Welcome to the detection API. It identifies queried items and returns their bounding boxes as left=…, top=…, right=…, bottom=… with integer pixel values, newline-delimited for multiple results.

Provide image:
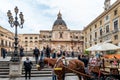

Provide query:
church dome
left=53, top=12, right=67, bottom=27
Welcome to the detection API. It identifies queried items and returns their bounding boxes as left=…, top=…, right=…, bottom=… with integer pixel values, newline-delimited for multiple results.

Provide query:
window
left=35, top=41, right=38, bottom=43
left=1, top=40, right=4, bottom=46
left=106, top=15, right=109, bottom=20
left=114, top=20, right=118, bottom=30
left=49, top=36, right=51, bottom=38
left=90, top=28, right=92, bottom=32
left=9, top=42, right=11, bottom=47
left=25, top=41, right=28, bottom=43
left=30, top=37, right=32, bottom=39
left=100, top=29, right=102, bottom=36
left=114, top=35, right=118, bottom=40
left=76, top=36, right=78, bottom=39
left=100, top=20, right=102, bottom=25
left=59, top=32, right=63, bottom=38
left=90, top=44, right=92, bottom=47
left=30, top=41, right=33, bottom=43
left=90, top=35, right=92, bottom=40
left=106, top=25, right=109, bottom=33
left=1, top=34, right=4, bottom=36
left=43, top=35, right=45, bottom=38
left=100, top=40, right=102, bottom=42
left=114, top=9, right=117, bottom=16
left=25, top=37, right=28, bottom=39
left=5, top=41, right=7, bottom=46
left=95, top=24, right=97, bottom=28
left=35, top=37, right=38, bottom=39
left=95, top=32, right=97, bottom=38
left=95, top=42, right=97, bottom=44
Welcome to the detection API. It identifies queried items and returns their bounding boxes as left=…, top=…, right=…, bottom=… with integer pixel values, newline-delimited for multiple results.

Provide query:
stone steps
left=0, top=75, right=9, bottom=78
left=0, top=61, right=9, bottom=78
left=0, top=57, right=76, bottom=78
left=21, top=61, right=76, bottom=77
left=21, top=62, right=52, bottom=77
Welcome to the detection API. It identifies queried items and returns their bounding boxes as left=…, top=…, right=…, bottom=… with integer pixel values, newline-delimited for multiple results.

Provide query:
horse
left=38, top=57, right=92, bottom=80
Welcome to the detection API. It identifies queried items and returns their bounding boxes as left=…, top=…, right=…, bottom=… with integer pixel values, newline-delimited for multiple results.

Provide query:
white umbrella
left=86, top=42, right=120, bottom=51
left=86, top=43, right=101, bottom=51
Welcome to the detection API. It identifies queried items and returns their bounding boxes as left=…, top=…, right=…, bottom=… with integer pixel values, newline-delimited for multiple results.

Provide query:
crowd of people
left=32, top=45, right=76, bottom=64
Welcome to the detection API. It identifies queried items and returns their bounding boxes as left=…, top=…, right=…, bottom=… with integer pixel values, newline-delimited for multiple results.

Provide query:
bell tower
left=104, top=0, right=111, bottom=10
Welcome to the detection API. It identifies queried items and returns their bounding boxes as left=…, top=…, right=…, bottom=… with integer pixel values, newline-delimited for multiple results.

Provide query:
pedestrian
left=62, top=51, right=65, bottom=56
left=2, top=48, right=7, bottom=59
left=52, top=70, right=57, bottom=80
left=52, top=51, right=56, bottom=59
left=82, top=55, right=89, bottom=74
left=46, top=45, right=51, bottom=58
left=71, top=51, right=74, bottom=57
left=24, top=57, right=33, bottom=80
left=33, top=47, right=40, bottom=64
left=40, top=46, right=46, bottom=60
left=19, top=46, right=24, bottom=58
left=39, top=47, right=46, bottom=68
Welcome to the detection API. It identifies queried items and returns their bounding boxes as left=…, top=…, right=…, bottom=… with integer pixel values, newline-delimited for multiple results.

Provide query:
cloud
left=0, top=0, right=117, bottom=33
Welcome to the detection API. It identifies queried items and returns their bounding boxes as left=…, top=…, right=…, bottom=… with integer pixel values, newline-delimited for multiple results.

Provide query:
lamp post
left=7, top=6, right=24, bottom=62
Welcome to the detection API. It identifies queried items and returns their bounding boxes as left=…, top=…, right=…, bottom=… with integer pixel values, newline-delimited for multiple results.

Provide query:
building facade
left=20, top=12, right=84, bottom=53
left=83, top=0, right=120, bottom=50
left=0, top=26, right=14, bottom=57
left=19, top=34, right=40, bottom=52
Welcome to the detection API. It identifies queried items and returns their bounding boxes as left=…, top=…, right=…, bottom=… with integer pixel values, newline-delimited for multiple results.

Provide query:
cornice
left=83, top=0, right=120, bottom=31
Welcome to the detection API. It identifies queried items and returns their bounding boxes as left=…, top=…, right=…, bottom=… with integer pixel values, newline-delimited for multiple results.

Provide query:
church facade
left=20, top=12, right=84, bottom=53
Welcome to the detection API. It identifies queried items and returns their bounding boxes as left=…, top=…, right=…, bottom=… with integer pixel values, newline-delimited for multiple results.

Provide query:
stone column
left=9, top=61, right=23, bottom=77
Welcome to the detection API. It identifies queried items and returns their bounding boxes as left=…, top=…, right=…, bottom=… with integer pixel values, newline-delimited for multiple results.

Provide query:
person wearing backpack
left=33, top=47, right=40, bottom=64
left=24, top=57, right=33, bottom=80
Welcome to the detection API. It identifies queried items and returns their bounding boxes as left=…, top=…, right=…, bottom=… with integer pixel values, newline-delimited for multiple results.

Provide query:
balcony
left=112, top=29, right=119, bottom=34
left=102, top=31, right=111, bottom=37
left=93, top=38, right=97, bottom=41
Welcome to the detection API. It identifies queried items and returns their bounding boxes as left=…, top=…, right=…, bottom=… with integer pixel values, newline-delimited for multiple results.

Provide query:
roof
left=53, top=11, right=67, bottom=27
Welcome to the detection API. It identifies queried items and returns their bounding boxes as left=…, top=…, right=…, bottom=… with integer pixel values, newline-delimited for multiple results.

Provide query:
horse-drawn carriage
left=88, top=66, right=120, bottom=80
left=37, top=57, right=120, bottom=80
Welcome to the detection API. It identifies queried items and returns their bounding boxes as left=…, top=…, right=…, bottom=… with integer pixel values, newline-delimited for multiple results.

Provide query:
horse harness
left=52, top=57, right=70, bottom=72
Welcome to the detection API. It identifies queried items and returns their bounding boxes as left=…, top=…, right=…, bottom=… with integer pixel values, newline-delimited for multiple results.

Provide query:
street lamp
left=7, top=6, right=24, bottom=62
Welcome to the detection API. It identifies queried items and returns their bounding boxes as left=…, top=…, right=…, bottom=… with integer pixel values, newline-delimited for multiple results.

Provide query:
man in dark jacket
left=2, top=48, right=7, bottom=59
left=33, top=47, right=40, bottom=64
left=24, top=57, right=33, bottom=80
left=46, top=45, right=51, bottom=58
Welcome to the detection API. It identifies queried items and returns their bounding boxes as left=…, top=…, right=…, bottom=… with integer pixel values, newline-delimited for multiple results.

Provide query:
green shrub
left=84, top=50, right=89, bottom=54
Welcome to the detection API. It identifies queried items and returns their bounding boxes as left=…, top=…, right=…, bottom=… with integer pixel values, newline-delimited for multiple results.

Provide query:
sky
left=0, top=0, right=117, bottom=34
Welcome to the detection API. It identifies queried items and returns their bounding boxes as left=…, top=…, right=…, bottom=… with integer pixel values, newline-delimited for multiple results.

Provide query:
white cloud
left=0, top=0, right=117, bottom=33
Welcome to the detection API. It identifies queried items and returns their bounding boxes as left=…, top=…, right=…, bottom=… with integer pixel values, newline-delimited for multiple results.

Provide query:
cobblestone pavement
left=0, top=76, right=79, bottom=80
